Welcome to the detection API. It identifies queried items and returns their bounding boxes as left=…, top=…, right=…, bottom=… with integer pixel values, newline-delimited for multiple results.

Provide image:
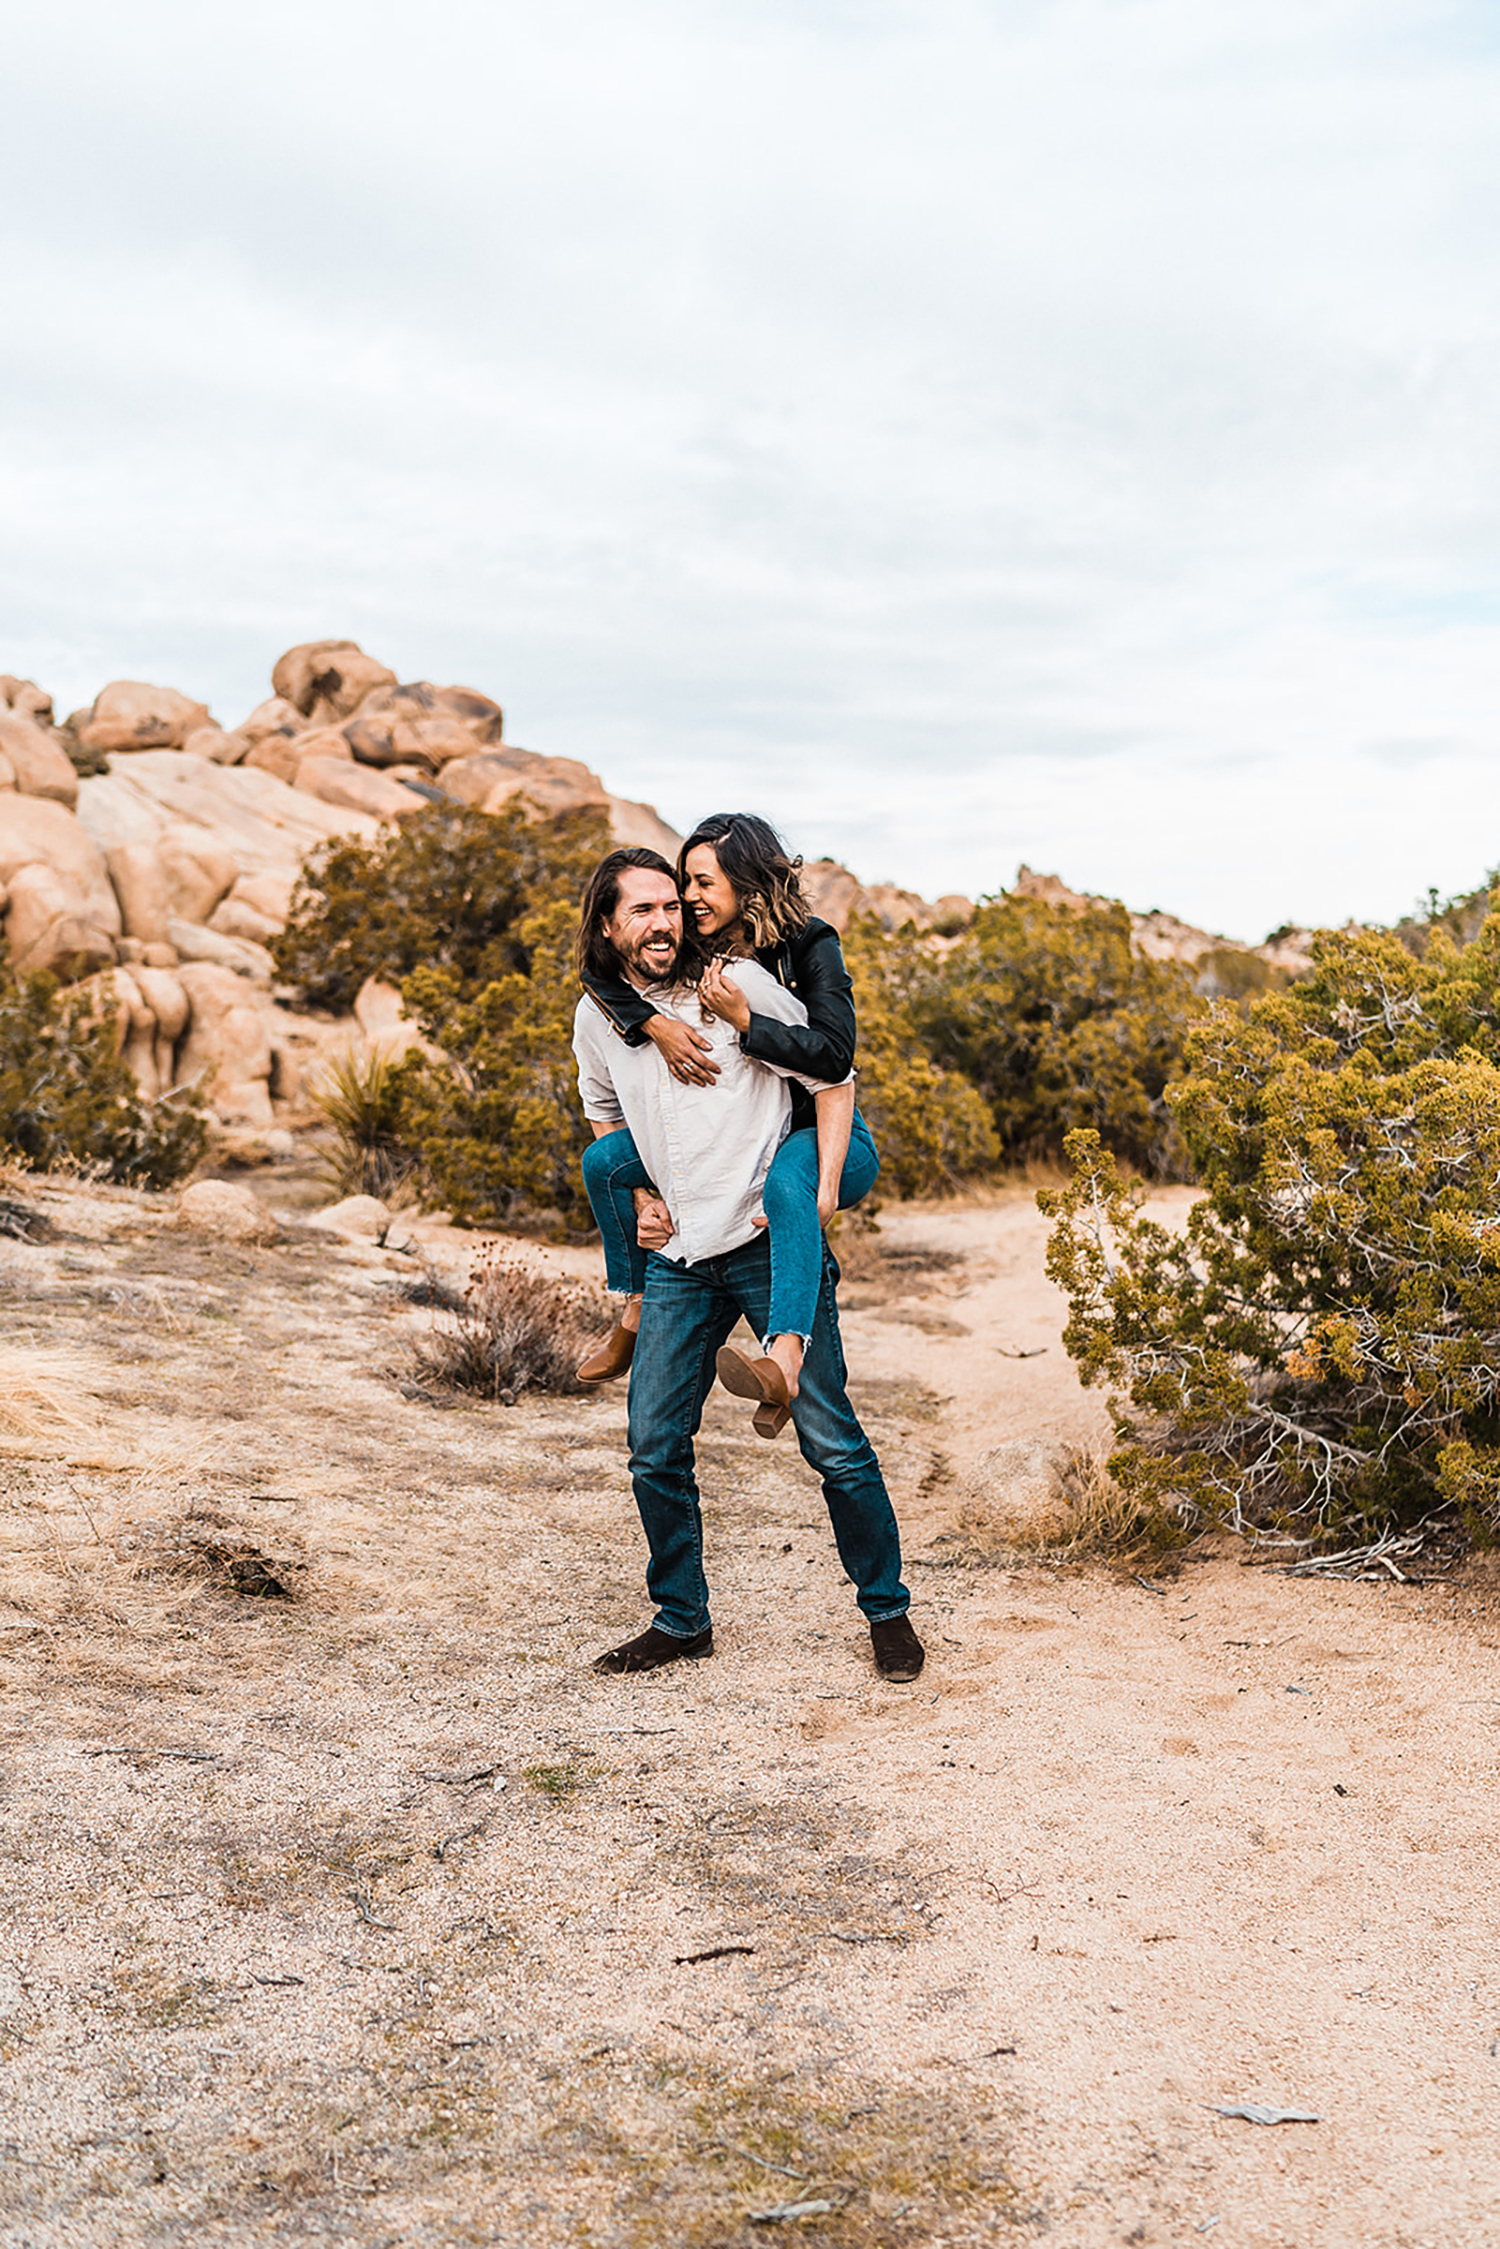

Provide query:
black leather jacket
left=579, top=918, right=855, bottom=1129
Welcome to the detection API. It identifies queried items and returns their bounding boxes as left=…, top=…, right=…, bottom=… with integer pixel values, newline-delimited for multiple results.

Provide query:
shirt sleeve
left=572, top=1003, right=626, bottom=1123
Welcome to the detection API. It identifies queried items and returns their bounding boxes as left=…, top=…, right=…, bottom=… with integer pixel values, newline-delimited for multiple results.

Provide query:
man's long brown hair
left=574, top=847, right=707, bottom=986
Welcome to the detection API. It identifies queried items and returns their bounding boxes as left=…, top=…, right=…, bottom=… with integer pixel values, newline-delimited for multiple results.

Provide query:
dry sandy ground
left=1, top=1172, right=1497, bottom=2249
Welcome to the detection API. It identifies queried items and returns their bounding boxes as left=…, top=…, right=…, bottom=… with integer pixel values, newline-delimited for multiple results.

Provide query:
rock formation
left=0, top=636, right=1305, bottom=1141
left=0, top=640, right=686, bottom=1128
left=1009, top=866, right=1316, bottom=977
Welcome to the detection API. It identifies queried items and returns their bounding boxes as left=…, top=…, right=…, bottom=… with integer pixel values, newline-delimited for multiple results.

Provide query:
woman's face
left=682, top=844, right=743, bottom=941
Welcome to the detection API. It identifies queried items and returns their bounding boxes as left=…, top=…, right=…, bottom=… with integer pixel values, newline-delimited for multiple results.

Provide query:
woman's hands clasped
left=699, top=957, right=752, bottom=1035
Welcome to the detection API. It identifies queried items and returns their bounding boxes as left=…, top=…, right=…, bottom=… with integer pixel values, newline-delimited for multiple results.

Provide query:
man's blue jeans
left=625, top=1230, right=910, bottom=1638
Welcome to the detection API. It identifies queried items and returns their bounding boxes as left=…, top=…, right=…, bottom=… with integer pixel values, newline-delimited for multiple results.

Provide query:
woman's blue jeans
left=582, top=1110, right=880, bottom=1344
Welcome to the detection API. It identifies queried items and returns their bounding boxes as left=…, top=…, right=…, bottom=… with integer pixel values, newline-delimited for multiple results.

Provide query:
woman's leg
left=762, top=1110, right=881, bottom=1355
left=581, top=1129, right=654, bottom=1298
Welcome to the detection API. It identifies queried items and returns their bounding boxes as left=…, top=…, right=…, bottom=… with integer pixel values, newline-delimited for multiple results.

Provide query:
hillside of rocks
left=0, top=637, right=1307, bottom=1132
left=0, top=640, right=693, bottom=1130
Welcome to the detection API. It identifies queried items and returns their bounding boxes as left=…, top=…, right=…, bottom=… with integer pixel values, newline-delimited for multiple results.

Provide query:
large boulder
left=0, top=796, right=121, bottom=976
left=0, top=676, right=55, bottom=727
left=100, top=827, right=236, bottom=946
left=158, top=832, right=238, bottom=923
left=357, top=680, right=503, bottom=733
left=209, top=893, right=282, bottom=944
left=0, top=712, right=79, bottom=810
left=235, top=696, right=305, bottom=746
left=168, top=919, right=275, bottom=981
left=103, top=840, right=173, bottom=945
left=294, top=755, right=422, bottom=820
left=271, top=640, right=397, bottom=724
left=173, top=963, right=275, bottom=1127
left=76, top=680, right=213, bottom=753
left=181, top=723, right=250, bottom=766
left=134, top=963, right=190, bottom=1095
left=225, top=868, right=296, bottom=923
left=242, top=735, right=303, bottom=787
left=75, top=753, right=381, bottom=890
left=80, top=964, right=182, bottom=1097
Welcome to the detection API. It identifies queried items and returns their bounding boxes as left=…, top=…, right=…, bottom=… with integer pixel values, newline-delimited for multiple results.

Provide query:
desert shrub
left=1392, top=871, right=1500, bottom=959
left=408, top=1246, right=608, bottom=1402
left=842, top=914, right=1000, bottom=1196
left=0, top=969, right=207, bottom=1187
left=391, top=897, right=593, bottom=1229
left=271, top=800, right=610, bottom=1013
left=309, top=1049, right=418, bottom=1201
left=896, top=894, right=1203, bottom=1178
left=1041, top=904, right=1500, bottom=1544
left=1194, top=947, right=1290, bottom=1004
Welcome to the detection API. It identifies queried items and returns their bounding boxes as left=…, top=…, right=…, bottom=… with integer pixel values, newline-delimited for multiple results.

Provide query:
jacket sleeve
left=740, top=920, right=856, bottom=1083
left=578, top=966, right=659, bottom=1046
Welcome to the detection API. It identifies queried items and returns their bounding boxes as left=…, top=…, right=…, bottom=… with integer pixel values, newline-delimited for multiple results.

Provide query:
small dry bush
left=957, top=1440, right=1180, bottom=1563
left=409, top=1248, right=609, bottom=1404
left=118, top=1509, right=308, bottom=1597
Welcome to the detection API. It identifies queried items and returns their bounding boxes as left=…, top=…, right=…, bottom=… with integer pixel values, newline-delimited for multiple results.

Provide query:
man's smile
left=636, top=930, right=677, bottom=972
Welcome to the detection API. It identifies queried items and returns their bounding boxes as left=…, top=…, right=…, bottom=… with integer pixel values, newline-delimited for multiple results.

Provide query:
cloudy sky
left=4, top=0, right=1498, bottom=938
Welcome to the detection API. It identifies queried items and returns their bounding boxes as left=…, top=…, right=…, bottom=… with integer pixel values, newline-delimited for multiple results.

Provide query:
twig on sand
left=252, top=1974, right=305, bottom=1987
left=434, top=1820, right=492, bottom=1863
left=711, top=2142, right=810, bottom=2180
left=673, top=1943, right=756, bottom=1966
left=420, top=1765, right=500, bottom=1787
left=1131, top=1576, right=1169, bottom=1596
left=981, top=1878, right=1041, bottom=1907
left=83, top=1745, right=217, bottom=1764
left=749, top=2198, right=846, bottom=2225
left=349, top=1889, right=396, bottom=1931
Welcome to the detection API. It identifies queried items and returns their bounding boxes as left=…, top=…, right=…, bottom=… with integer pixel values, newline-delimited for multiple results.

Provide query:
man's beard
left=616, top=929, right=685, bottom=984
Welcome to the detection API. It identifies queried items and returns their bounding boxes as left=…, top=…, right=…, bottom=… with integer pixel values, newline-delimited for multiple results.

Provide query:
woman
left=577, top=812, right=880, bottom=1432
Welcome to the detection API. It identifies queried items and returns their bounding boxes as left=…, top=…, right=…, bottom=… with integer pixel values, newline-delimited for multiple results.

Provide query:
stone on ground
left=174, top=1179, right=280, bottom=1245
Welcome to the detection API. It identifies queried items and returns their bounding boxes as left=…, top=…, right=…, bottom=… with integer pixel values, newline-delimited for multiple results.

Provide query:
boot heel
left=752, top=1400, right=791, bottom=1439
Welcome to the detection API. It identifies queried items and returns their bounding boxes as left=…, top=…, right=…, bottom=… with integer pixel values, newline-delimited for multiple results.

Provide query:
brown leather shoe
left=714, top=1346, right=791, bottom=1437
left=592, top=1624, right=714, bottom=1674
left=869, top=1614, right=925, bottom=1682
left=576, top=1321, right=637, bottom=1384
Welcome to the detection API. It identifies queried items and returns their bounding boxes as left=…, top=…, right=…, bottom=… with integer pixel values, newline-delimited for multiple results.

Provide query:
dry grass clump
left=407, top=1246, right=609, bottom=1404
left=957, top=1440, right=1180, bottom=1562
left=116, top=1508, right=308, bottom=1597
left=0, top=1346, right=110, bottom=1448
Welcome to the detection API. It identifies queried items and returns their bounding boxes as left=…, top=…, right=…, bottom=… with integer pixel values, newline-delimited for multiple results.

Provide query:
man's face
left=603, top=868, right=685, bottom=985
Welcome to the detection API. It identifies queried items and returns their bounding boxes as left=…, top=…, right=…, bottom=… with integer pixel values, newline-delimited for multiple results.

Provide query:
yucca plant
left=309, top=1047, right=417, bottom=1202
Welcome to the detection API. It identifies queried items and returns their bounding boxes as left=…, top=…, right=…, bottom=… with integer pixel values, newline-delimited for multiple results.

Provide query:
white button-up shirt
left=572, top=960, right=846, bottom=1266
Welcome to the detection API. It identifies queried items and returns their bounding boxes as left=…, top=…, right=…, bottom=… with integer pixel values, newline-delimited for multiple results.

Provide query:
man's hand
left=699, top=957, right=752, bottom=1035
left=645, top=1014, right=720, bottom=1087
left=634, top=1194, right=675, bottom=1251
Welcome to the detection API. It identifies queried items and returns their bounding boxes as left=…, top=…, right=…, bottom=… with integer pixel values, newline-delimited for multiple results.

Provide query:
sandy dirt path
left=0, top=1178, right=1496, bottom=2247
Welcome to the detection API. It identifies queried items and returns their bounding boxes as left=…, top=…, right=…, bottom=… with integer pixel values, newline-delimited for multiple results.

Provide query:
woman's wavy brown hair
left=679, top=813, right=811, bottom=952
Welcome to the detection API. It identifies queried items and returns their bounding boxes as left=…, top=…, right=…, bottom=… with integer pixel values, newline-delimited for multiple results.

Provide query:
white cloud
left=3, top=0, right=1500, bottom=937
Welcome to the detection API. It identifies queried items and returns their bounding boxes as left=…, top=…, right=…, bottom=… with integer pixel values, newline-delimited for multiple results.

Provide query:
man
left=571, top=846, right=924, bottom=1683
